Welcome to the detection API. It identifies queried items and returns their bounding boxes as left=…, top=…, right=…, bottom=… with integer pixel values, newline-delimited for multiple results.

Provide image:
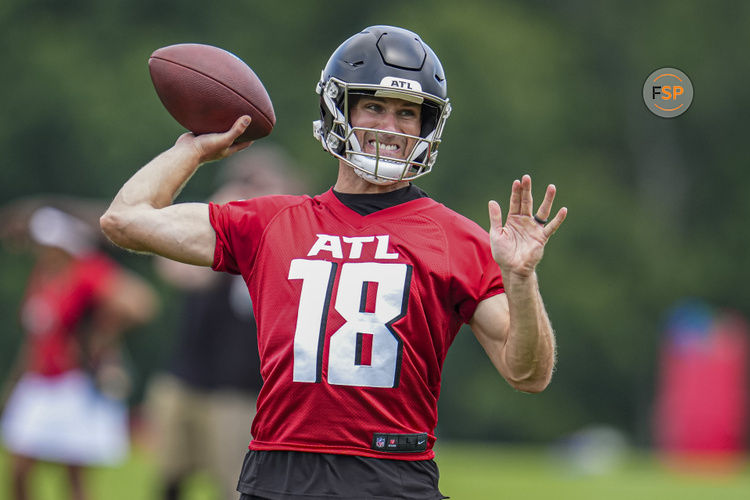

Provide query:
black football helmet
left=313, top=26, right=451, bottom=184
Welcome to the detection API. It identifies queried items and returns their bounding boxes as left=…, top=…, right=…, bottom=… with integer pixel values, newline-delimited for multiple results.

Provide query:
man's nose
left=377, top=110, right=400, bottom=132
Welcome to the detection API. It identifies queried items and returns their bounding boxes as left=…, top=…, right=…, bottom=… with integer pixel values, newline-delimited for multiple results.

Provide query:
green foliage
left=1, top=0, right=749, bottom=445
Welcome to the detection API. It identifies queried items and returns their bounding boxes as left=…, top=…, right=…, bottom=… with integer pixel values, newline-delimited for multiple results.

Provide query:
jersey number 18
left=288, top=259, right=412, bottom=388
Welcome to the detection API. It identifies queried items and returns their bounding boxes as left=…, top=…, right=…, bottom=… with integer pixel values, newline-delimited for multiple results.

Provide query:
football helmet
left=313, top=26, right=451, bottom=184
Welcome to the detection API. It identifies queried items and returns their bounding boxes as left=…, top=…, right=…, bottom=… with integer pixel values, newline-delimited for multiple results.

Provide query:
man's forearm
left=114, top=143, right=202, bottom=211
left=502, top=272, right=556, bottom=392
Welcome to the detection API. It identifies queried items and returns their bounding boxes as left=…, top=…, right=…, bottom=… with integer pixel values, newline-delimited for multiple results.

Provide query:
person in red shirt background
left=0, top=202, right=157, bottom=500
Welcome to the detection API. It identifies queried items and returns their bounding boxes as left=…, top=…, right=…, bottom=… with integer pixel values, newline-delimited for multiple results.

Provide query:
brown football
left=148, top=43, right=275, bottom=142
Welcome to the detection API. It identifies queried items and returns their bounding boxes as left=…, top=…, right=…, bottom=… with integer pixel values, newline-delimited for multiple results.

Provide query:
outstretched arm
left=470, top=175, right=567, bottom=393
left=100, top=116, right=252, bottom=266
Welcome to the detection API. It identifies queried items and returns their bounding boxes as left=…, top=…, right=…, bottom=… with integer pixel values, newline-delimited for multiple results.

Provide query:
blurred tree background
left=1, top=0, right=748, bottom=448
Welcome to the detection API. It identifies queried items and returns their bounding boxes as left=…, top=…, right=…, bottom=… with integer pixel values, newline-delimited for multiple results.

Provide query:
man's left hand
left=488, top=174, right=567, bottom=278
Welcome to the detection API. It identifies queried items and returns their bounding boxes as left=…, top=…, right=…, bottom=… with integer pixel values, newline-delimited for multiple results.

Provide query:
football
left=148, top=43, right=275, bottom=142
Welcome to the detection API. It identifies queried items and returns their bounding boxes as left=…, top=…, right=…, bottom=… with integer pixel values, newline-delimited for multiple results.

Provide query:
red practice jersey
left=21, top=253, right=116, bottom=377
left=210, top=189, right=504, bottom=460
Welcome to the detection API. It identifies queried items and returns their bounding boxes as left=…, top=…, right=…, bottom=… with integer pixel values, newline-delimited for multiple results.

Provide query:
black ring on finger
left=533, top=215, right=548, bottom=225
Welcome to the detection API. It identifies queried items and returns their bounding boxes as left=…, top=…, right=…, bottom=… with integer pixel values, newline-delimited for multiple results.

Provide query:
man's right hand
left=176, top=115, right=254, bottom=165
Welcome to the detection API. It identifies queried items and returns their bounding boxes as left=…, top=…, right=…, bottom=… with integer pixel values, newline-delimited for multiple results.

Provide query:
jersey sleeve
left=446, top=213, right=505, bottom=323
left=209, top=195, right=306, bottom=275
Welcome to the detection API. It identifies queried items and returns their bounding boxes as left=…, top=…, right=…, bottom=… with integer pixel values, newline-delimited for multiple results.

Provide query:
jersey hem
left=248, top=441, right=435, bottom=461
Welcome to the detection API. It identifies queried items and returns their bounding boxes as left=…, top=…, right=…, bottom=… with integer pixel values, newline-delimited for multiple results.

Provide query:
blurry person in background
left=653, top=300, right=749, bottom=473
left=0, top=201, right=158, bottom=500
left=145, top=145, right=305, bottom=500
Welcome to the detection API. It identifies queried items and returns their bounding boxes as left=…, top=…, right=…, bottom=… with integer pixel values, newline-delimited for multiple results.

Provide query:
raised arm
left=469, top=175, right=567, bottom=393
left=100, top=116, right=252, bottom=266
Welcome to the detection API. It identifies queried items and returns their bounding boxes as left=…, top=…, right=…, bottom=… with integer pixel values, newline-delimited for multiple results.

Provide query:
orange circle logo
left=643, top=68, right=693, bottom=118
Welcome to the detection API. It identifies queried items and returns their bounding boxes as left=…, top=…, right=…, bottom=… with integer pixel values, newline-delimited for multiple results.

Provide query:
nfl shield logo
left=375, top=436, right=386, bottom=448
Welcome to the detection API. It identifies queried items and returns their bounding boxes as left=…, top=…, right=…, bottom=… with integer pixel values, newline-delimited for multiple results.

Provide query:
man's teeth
left=369, top=141, right=398, bottom=151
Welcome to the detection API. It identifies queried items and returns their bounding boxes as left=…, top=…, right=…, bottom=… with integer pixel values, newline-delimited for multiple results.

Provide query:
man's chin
left=353, top=167, right=400, bottom=186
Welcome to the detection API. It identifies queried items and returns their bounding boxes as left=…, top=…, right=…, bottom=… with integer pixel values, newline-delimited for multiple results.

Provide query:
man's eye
left=365, top=103, right=383, bottom=112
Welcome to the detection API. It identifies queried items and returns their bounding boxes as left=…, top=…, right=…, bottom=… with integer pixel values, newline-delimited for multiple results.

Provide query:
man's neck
left=333, top=163, right=410, bottom=194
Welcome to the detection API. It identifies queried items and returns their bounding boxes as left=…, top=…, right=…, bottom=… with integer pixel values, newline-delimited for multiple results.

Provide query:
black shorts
left=237, top=450, right=448, bottom=500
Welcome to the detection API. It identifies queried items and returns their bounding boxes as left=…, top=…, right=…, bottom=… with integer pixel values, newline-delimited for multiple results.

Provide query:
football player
left=102, top=25, right=566, bottom=499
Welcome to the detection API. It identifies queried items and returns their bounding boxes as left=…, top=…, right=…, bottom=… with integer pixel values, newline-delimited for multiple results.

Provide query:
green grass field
left=2, top=443, right=748, bottom=499
left=435, top=443, right=750, bottom=499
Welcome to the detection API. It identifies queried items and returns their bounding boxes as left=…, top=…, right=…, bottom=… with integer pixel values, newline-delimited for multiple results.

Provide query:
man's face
left=349, top=95, right=422, bottom=161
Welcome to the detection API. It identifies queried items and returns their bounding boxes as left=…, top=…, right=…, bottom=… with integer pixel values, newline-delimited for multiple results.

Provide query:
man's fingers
left=229, top=115, right=252, bottom=139
left=535, top=184, right=557, bottom=221
left=520, top=174, right=534, bottom=215
left=235, top=115, right=252, bottom=130
left=508, top=179, right=521, bottom=215
left=194, top=115, right=253, bottom=163
left=488, top=200, right=503, bottom=232
left=228, top=140, right=254, bottom=155
left=543, top=207, right=568, bottom=238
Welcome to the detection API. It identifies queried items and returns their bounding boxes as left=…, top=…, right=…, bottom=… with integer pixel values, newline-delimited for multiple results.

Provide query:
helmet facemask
left=314, top=77, right=451, bottom=185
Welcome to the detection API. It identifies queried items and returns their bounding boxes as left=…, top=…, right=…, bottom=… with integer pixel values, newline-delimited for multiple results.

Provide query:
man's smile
left=363, top=133, right=407, bottom=159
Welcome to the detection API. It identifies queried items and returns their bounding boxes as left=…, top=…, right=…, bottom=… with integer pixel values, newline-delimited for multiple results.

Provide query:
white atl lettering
left=342, top=236, right=374, bottom=259
left=375, top=235, right=398, bottom=259
left=307, top=234, right=343, bottom=258
left=307, top=234, right=399, bottom=260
